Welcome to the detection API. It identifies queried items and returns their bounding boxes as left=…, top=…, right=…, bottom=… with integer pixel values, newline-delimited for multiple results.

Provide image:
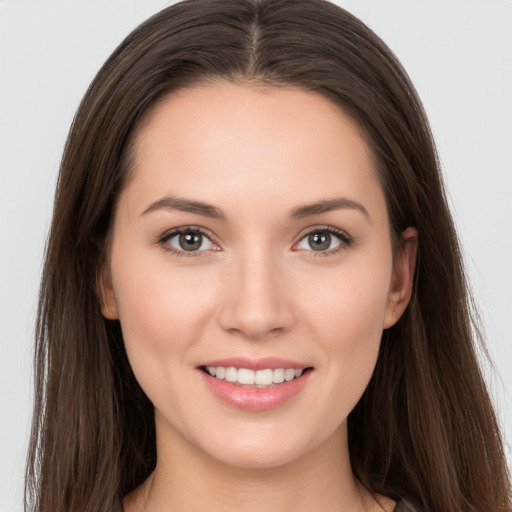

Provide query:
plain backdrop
left=1, top=1, right=510, bottom=510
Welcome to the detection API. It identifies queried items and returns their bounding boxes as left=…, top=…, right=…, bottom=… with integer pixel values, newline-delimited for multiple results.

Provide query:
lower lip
left=198, top=369, right=312, bottom=411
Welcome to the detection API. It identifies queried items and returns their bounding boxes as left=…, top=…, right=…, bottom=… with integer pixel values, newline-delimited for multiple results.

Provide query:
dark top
left=394, top=498, right=423, bottom=511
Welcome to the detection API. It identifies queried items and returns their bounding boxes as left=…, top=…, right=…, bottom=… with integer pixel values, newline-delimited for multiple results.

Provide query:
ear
left=383, top=227, right=418, bottom=329
left=97, top=264, right=119, bottom=320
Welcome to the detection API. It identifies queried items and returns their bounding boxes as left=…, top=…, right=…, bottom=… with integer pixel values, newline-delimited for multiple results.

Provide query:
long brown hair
left=26, top=1, right=511, bottom=511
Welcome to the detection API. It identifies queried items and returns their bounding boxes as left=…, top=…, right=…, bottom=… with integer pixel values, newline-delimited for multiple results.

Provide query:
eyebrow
left=289, top=197, right=371, bottom=222
left=141, top=196, right=227, bottom=220
left=140, top=195, right=371, bottom=223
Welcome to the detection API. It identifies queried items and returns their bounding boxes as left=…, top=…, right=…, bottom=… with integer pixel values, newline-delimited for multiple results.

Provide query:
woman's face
left=101, top=81, right=415, bottom=469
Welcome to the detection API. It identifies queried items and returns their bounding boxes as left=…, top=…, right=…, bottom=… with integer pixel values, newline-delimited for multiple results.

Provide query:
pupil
left=179, top=232, right=202, bottom=251
left=309, top=232, right=331, bottom=251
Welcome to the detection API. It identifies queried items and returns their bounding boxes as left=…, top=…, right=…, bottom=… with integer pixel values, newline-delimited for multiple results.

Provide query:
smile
left=198, top=363, right=314, bottom=411
left=202, top=366, right=305, bottom=387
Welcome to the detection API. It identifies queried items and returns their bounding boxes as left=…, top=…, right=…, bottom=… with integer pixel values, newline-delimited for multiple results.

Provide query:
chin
left=194, top=421, right=337, bottom=471
left=208, top=444, right=307, bottom=470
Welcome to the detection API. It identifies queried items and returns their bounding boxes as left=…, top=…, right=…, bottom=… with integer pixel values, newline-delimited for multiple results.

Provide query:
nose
left=217, top=248, right=295, bottom=340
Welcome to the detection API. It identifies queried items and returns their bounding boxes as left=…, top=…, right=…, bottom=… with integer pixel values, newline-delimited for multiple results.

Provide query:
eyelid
left=156, top=224, right=353, bottom=258
left=157, top=225, right=221, bottom=257
left=293, top=225, right=353, bottom=256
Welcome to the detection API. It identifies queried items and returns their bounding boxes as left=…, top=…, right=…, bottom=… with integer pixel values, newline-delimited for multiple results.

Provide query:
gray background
left=1, top=1, right=510, bottom=510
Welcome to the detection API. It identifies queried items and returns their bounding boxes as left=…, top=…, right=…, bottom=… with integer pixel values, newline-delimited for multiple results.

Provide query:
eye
left=159, top=227, right=216, bottom=255
left=295, top=228, right=351, bottom=254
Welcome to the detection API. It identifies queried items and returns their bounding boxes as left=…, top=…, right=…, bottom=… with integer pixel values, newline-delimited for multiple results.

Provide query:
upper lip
left=198, top=357, right=312, bottom=371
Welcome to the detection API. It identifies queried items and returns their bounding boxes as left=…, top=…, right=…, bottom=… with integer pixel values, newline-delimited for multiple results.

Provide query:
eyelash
left=157, top=225, right=353, bottom=258
left=295, top=225, right=353, bottom=257
left=157, top=226, right=215, bottom=258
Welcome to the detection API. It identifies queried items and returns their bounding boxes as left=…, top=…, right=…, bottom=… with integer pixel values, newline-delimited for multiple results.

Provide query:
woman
left=25, top=0, right=511, bottom=511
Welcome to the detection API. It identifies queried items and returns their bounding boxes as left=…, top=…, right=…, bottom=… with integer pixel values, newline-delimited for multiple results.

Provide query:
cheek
left=297, top=252, right=393, bottom=405
left=110, top=247, right=218, bottom=388
left=301, top=254, right=392, bottom=342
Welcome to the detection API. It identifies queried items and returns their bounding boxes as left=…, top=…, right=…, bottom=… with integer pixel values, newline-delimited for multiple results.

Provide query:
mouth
left=197, top=360, right=314, bottom=411
left=199, top=365, right=314, bottom=388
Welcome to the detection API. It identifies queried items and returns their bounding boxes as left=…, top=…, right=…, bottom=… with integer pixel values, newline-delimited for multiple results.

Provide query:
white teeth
left=237, top=368, right=255, bottom=385
left=205, top=366, right=305, bottom=386
left=225, top=367, right=237, bottom=383
left=284, top=369, right=295, bottom=381
left=255, top=368, right=273, bottom=386
left=273, top=368, right=285, bottom=383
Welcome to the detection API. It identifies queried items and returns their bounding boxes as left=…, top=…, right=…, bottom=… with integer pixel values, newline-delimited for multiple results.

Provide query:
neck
left=124, top=419, right=382, bottom=512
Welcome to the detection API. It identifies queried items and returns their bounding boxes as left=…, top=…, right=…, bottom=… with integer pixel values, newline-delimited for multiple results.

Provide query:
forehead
left=121, top=81, right=385, bottom=220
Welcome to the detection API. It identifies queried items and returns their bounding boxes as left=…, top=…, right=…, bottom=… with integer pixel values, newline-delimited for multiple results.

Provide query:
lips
left=198, top=356, right=311, bottom=371
left=197, top=357, right=314, bottom=411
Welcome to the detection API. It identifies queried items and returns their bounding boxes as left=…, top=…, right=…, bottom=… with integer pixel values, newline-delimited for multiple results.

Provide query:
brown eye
left=308, top=232, right=332, bottom=251
left=179, top=232, right=203, bottom=251
left=296, top=228, right=350, bottom=254
left=166, top=230, right=214, bottom=253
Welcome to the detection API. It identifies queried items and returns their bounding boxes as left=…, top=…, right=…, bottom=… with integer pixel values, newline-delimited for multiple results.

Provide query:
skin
left=100, top=81, right=417, bottom=512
